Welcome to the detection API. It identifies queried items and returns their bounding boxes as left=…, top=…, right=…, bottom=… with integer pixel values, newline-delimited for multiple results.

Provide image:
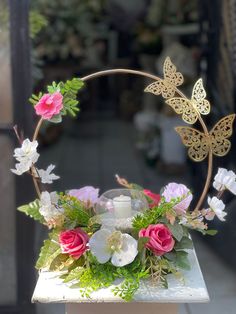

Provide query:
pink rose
left=139, top=224, right=175, bottom=256
left=35, top=92, right=63, bottom=120
left=143, top=189, right=161, bottom=208
left=59, top=228, right=89, bottom=259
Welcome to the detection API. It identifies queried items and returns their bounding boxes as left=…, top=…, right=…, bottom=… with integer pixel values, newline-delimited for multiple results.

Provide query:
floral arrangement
left=11, top=58, right=236, bottom=301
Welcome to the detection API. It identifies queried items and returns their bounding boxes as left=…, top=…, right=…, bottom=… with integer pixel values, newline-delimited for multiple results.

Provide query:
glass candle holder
left=95, top=189, right=148, bottom=230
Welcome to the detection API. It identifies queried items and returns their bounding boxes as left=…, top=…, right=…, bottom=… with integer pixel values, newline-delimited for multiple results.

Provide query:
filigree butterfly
left=166, top=79, right=210, bottom=124
left=175, top=114, right=235, bottom=162
left=144, top=57, right=184, bottom=99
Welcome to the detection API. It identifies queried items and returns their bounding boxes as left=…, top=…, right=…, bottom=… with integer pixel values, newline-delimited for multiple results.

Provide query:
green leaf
left=112, top=278, right=140, bottom=301
left=204, top=229, right=218, bottom=236
left=137, top=237, right=149, bottom=252
left=47, top=81, right=60, bottom=93
left=49, top=114, right=62, bottom=124
left=60, top=78, right=84, bottom=117
left=176, top=251, right=191, bottom=270
left=29, top=92, right=42, bottom=106
left=36, top=232, right=61, bottom=269
left=49, top=253, right=70, bottom=271
left=61, top=196, right=91, bottom=228
left=17, top=199, right=45, bottom=223
left=63, top=267, right=85, bottom=283
left=164, top=251, right=177, bottom=262
left=167, top=223, right=184, bottom=242
left=175, top=236, right=193, bottom=250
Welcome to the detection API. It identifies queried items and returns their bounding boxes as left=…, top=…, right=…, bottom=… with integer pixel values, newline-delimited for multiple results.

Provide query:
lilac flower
left=162, top=182, right=192, bottom=214
left=69, top=186, right=99, bottom=206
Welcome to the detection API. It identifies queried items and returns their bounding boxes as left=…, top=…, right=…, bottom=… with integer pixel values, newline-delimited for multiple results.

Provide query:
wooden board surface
left=32, top=248, right=209, bottom=304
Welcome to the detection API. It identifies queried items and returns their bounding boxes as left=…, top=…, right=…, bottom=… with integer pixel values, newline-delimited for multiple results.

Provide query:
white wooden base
left=32, top=249, right=209, bottom=304
left=66, top=303, right=178, bottom=314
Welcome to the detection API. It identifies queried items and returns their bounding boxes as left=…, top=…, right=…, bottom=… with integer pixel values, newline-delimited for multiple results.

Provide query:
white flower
left=11, top=160, right=32, bottom=175
left=213, top=168, right=236, bottom=195
left=37, top=164, right=60, bottom=184
left=11, top=139, right=40, bottom=176
left=206, top=196, right=227, bottom=222
left=14, top=139, right=39, bottom=164
left=89, top=228, right=138, bottom=267
left=39, top=191, right=64, bottom=222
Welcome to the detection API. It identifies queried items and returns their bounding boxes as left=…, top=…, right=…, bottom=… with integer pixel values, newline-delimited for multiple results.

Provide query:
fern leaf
left=17, top=199, right=45, bottom=223
left=36, top=233, right=61, bottom=270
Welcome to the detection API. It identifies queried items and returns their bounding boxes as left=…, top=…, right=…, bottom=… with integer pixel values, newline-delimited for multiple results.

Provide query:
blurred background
left=1, top=0, right=236, bottom=313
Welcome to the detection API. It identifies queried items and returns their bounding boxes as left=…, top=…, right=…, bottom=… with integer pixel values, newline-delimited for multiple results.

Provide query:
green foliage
left=59, top=195, right=91, bottom=228
left=132, top=201, right=175, bottom=232
left=166, top=223, right=184, bottom=242
left=137, top=237, right=149, bottom=252
left=29, top=92, right=43, bottom=106
left=62, top=256, right=148, bottom=301
left=49, top=253, right=70, bottom=271
left=175, top=236, right=193, bottom=250
left=59, top=78, right=84, bottom=117
left=62, top=266, right=85, bottom=283
left=17, top=199, right=45, bottom=224
left=112, top=278, right=140, bottom=302
left=29, top=11, right=48, bottom=39
left=145, top=255, right=176, bottom=288
left=164, top=250, right=190, bottom=270
left=36, top=231, right=60, bottom=270
left=176, top=251, right=191, bottom=270
left=198, top=229, right=218, bottom=236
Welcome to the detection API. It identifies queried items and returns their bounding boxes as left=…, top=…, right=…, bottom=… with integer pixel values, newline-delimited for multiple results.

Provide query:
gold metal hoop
left=32, top=68, right=213, bottom=212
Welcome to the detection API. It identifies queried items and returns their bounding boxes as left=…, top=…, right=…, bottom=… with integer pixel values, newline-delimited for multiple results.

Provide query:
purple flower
left=69, top=186, right=99, bottom=206
left=162, top=183, right=192, bottom=214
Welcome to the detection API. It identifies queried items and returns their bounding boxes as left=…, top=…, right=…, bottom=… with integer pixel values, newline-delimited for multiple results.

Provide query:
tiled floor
left=36, top=118, right=236, bottom=314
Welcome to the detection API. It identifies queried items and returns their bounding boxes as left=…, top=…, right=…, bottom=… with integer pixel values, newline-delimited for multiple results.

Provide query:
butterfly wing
left=161, top=81, right=176, bottom=99
left=144, top=79, right=164, bottom=96
left=166, top=98, right=198, bottom=124
left=175, top=126, right=209, bottom=162
left=163, top=57, right=184, bottom=87
left=191, top=79, right=211, bottom=115
left=210, top=114, right=236, bottom=157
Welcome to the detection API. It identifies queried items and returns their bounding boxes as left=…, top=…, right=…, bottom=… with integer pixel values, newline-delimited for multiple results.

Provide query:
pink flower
left=162, top=182, right=192, bottom=214
left=139, top=224, right=175, bottom=256
left=143, top=189, right=161, bottom=208
left=59, top=228, right=89, bottom=259
left=69, top=186, right=99, bottom=206
left=35, top=92, right=63, bottom=120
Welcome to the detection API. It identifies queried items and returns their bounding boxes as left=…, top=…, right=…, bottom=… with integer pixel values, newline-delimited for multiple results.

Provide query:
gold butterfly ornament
left=166, top=78, right=211, bottom=124
left=144, top=57, right=184, bottom=99
left=175, top=114, right=236, bottom=162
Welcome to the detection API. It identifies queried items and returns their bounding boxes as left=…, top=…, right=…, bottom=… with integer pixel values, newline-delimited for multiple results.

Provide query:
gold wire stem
left=33, top=117, right=43, bottom=141
left=31, top=69, right=212, bottom=210
left=31, top=117, right=44, bottom=198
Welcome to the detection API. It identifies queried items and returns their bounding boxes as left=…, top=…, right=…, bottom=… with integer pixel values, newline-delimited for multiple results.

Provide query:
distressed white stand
left=32, top=249, right=209, bottom=314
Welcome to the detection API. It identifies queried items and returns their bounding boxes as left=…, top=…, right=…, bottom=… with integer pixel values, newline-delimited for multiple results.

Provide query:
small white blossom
left=213, top=168, right=236, bottom=195
left=14, top=139, right=39, bottom=164
left=37, top=164, right=60, bottom=184
left=89, top=228, right=138, bottom=267
left=11, top=161, right=32, bottom=175
left=11, top=139, right=40, bottom=176
left=206, top=196, right=227, bottom=222
left=39, top=191, right=64, bottom=222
